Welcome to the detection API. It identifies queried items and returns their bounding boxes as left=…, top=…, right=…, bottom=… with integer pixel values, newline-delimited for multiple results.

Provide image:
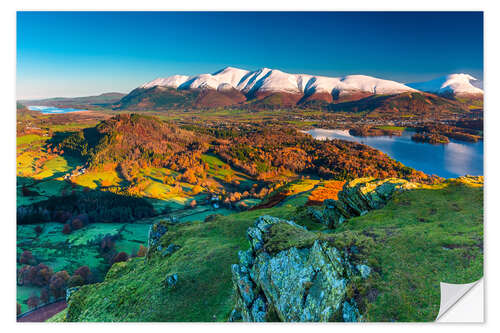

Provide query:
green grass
left=17, top=285, right=42, bottom=313
left=73, top=169, right=122, bottom=189
left=17, top=134, right=48, bottom=146
left=49, top=122, right=97, bottom=132
left=336, top=179, right=483, bottom=321
left=375, top=126, right=407, bottom=131
left=46, top=309, right=68, bottom=322
left=64, top=202, right=314, bottom=322
left=63, top=177, right=482, bottom=322
left=17, top=222, right=151, bottom=312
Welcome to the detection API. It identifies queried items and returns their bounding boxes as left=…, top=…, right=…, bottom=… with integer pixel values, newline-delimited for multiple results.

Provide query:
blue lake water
left=306, top=129, right=483, bottom=178
left=27, top=105, right=88, bottom=114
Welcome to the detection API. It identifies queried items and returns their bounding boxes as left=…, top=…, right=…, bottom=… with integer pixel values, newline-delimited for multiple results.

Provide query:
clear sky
left=17, top=11, right=483, bottom=99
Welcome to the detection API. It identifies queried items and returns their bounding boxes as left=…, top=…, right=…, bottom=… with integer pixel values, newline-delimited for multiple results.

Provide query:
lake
left=27, top=105, right=88, bottom=114
left=306, top=129, right=483, bottom=178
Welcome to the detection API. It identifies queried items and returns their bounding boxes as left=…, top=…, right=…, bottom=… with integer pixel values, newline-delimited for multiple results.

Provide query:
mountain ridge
left=140, top=66, right=417, bottom=97
left=121, top=67, right=481, bottom=110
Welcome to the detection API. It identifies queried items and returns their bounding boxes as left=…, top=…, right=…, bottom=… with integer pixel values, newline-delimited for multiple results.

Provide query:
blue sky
left=17, top=11, right=483, bottom=99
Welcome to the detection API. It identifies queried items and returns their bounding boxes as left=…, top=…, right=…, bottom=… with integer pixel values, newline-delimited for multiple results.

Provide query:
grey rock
left=319, top=178, right=417, bottom=228
left=165, top=273, right=178, bottom=288
left=356, top=264, right=371, bottom=278
left=251, top=295, right=268, bottom=322
left=66, top=286, right=80, bottom=303
left=342, top=299, right=361, bottom=322
left=231, top=216, right=370, bottom=322
left=228, top=309, right=242, bottom=322
left=238, top=249, right=254, bottom=269
left=148, top=223, right=168, bottom=250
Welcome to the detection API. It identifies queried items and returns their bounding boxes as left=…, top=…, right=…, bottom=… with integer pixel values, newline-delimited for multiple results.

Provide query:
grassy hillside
left=62, top=177, right=482, bottom=322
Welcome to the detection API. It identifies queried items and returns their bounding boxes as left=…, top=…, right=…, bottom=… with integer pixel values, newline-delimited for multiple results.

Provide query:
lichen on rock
left=231, top=215, right=371, bottom=322
left=313, top=178, right=418, bottom=228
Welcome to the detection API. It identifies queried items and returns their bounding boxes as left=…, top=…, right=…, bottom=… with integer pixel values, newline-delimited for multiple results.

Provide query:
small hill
left=20, top=93, right=126, bottom=107
left=58, top=114, right=208, bottom=174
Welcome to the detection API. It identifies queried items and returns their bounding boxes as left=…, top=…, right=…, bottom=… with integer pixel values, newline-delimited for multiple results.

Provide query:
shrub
left=27, top=294, right=40, bottom=309
left=68, top=274, right=85, bottom=287
left=191, top=185, right=203, bottom=195
left=34, top=225, right=43, bottom=234
left=74, top=266, right=91, bottom=283
left=137, top=245, right=147, bottom=257
left=49, top=271, right=70, bottom=298
left=71, top=218, right=84, bottom=230
left=112, top=252, right=128, bottom=263
left=25, top=264, right=53, bottom=287
left=19, top=250, right=36, bottom=265
left=40, top=287, right=50, bottom=303
left=62, top=223, right=72, bottom=234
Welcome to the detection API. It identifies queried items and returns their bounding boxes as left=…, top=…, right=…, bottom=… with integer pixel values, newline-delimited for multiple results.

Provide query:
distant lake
left=306, top=129, right=483, bottom=178
left=27, top=105, right=88, bottom=114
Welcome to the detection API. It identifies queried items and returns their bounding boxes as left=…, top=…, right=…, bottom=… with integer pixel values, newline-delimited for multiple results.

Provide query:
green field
left=17, top=222, right=151, bottom=313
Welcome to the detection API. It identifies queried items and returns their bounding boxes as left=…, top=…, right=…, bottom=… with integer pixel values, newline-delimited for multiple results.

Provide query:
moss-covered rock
left=316, top=178, right=419, bottom=228
left=231, top=216, right=371, bottom=322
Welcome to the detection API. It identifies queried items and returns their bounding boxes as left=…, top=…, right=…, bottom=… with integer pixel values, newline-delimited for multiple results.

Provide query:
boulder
left=147, top=223, right=168, bottom=250
left=315, top=178, right=418, bottom=228
left=66, top=286, right=80, bottom=303
left=165, top=274, right=178, bottom=288
left=231, top=216, right=370, bottom=322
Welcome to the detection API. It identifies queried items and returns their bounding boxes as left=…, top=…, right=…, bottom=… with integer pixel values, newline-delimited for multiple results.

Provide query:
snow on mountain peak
left=140, top=75, right=190, bottom=89
left=407, top=74, right=483, bottom=95
left=139, top=67, right=418, bottom=96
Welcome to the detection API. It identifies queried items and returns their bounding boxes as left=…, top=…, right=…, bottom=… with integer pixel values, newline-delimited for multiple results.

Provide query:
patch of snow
left=140, top=75, right=190, bottom=89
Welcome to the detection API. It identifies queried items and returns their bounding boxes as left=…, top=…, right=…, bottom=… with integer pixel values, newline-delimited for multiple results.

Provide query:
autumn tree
left=19, top=250, right=36, bottom=265
left=112, top=252, right=128, bottom=264
left=74, top=266, right=91, bottom=283
left=27, top=294, right=40, bottom=309
left=137, top=245, right=147, bottom=257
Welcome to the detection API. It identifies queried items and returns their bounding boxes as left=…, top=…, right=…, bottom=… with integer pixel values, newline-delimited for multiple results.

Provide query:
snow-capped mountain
left=407, top=74, right=483, bottom=96
left=118, top=67, right=481, bottom=110
left=139, top=66, right=417, bottom=97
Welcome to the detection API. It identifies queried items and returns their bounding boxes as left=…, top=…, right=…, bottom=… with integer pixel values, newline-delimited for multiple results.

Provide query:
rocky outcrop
left=312, top=178, right=418, bottom=228
left=231, top=216, right=371, bottom=322
left=147, top=223, right=168, bottom=251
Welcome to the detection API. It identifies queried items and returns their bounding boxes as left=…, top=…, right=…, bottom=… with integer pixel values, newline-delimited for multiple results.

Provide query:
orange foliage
left=306, top=180, right=345, bottom=206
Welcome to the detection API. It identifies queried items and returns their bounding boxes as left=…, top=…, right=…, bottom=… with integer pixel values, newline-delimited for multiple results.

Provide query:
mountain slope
left=61, top=177, right=482, bottom=322
left=323, top=92, right=469, bottom=116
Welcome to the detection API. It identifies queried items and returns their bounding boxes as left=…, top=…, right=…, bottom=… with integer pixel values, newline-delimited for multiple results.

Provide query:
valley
left=16, top=69, right=484, bottom=322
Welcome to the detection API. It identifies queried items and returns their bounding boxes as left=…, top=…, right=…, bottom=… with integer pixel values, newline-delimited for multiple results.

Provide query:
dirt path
left=17, top=300, right=67, bottom=322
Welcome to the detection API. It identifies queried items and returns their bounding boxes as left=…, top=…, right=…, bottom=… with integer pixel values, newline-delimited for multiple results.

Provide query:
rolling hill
left=20, top=93, right=126, bottom=107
